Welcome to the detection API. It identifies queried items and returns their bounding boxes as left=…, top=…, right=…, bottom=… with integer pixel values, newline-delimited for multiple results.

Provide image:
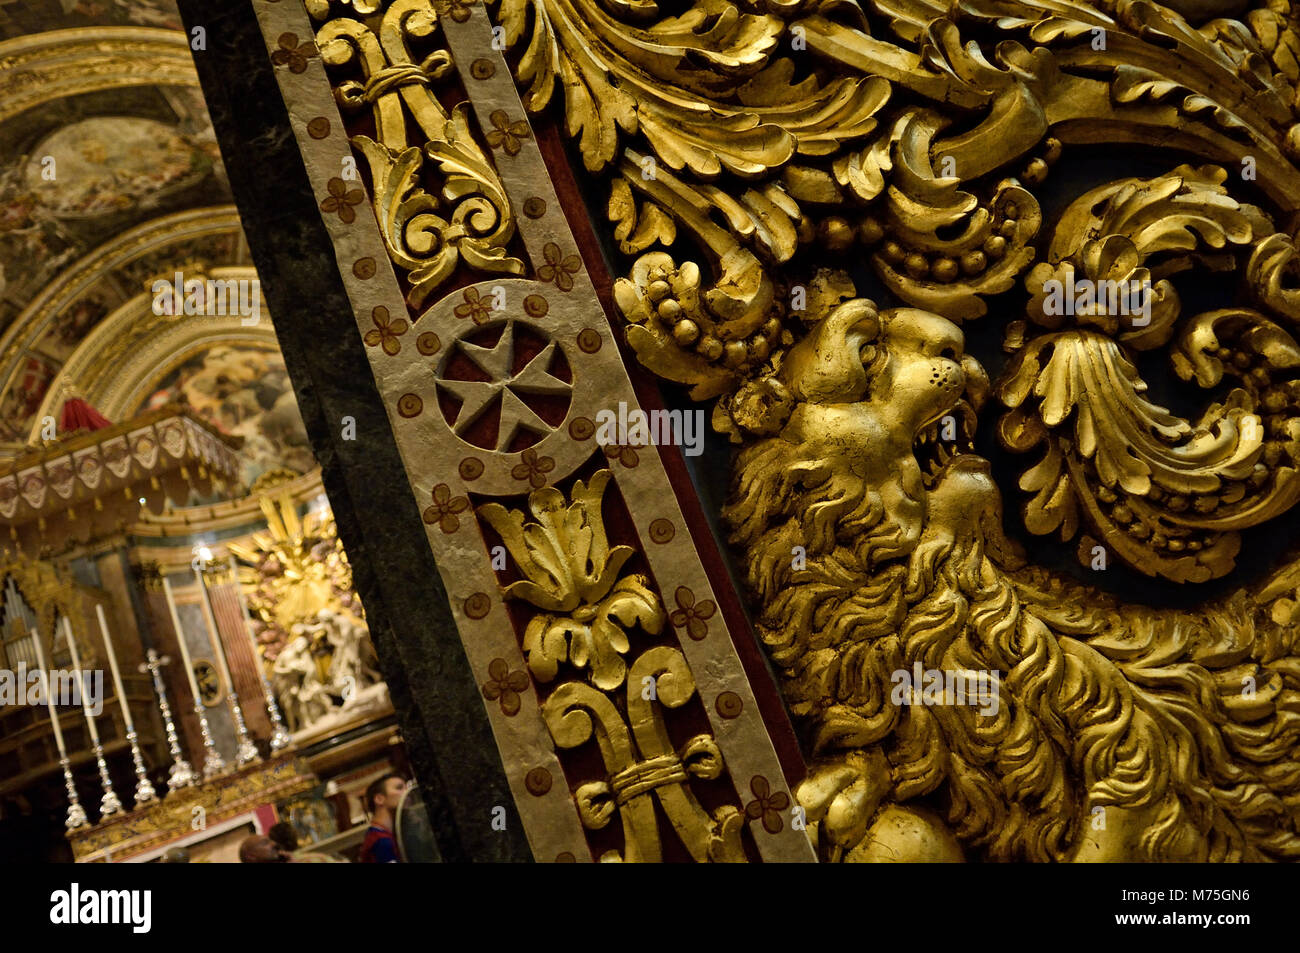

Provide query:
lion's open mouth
left=914, top=399, right=978, bottom=490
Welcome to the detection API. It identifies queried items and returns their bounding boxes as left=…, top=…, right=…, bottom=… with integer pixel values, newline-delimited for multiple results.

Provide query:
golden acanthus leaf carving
left=484, top=0, right=1300, bottom=860
left=998, top=165, right=1300, bottom=583
left=479, top=470, right=665, bottom=690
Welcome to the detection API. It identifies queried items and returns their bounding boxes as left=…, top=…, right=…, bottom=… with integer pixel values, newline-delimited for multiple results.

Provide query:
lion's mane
left=724, top=389, right=1300, bottom=862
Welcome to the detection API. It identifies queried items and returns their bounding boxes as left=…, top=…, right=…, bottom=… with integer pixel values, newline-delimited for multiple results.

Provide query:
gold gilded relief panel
left=253, top=0, right=1300, bottom=862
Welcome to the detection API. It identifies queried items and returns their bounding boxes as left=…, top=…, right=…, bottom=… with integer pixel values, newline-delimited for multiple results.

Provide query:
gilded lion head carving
left=717, top=286, right=1290, bottom=862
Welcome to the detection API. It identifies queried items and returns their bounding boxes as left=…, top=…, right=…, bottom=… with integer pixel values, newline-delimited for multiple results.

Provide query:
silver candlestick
left=194, top=702, right=228, bottom=781
left=59, top=757, right=89, bottom=831
left=31, top=627, right=88, bottom=829
left=228, top=556, right=293, bottom=752
left=60, top=616, right=122, bottom=820
left=92, top=744, right=124, bottom=817
left=161, top=576, right=228, bottom=780
left=124, top=729, right=157, bottom=804
left=95, top=605, right=155, bottom=806
left=227, top=692, right=260, bottom=766
left=140, top=649, right=195, bottom=791
left=195, top=560, right=261, bottom=768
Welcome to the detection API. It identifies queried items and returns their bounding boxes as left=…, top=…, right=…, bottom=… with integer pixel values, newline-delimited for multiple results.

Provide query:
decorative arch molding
left=28, top=266, right=274, bottom=436
left=0, top=27, right=197, bottom=125
left=0, top=208, right=248, bottom=439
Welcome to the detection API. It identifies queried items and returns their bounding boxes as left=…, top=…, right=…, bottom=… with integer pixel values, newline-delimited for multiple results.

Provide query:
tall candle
left=228, top=555, right=293, bottom=753
left=161, top=577, right=204, bottom=707
left=95, top=604, right=134, bottom=733
left=29, top=627, right=67, bottom=757
left=61, top=616, right=101, bottom=747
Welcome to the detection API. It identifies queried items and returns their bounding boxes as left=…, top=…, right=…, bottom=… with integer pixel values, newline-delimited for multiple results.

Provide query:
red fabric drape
left=59, top=397, right=112, bottom=432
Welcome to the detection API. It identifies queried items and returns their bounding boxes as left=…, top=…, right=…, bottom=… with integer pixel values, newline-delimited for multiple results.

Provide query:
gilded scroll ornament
left=315, top=2, right=524, bottom=306
left=481, top=0, right=1300, bottom=860
left=542, top=649, right=747, bottom=863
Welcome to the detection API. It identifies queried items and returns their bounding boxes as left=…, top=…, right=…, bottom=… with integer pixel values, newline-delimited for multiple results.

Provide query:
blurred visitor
left=359, top=773, right=406, bottom=863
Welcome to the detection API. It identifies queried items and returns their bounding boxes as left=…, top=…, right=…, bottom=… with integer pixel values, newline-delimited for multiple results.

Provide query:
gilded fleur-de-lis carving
left=543, top=646, right=746, bottom=863
left=478, top=470, right=663, bottom=690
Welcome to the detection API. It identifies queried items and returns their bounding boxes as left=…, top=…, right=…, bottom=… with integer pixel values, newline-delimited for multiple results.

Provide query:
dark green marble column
left=174, top=0, right=532, bottom=862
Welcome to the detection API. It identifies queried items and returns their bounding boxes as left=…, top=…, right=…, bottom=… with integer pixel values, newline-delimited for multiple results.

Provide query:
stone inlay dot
left=715, top=691, right=743, bottom=719
left=397, top=393, right=423, bottom=417
left=524, top=767, right=552, bottom=796
left=464, top=592, right=491, bottom=619
left=649, top=518, right=675, bottom=543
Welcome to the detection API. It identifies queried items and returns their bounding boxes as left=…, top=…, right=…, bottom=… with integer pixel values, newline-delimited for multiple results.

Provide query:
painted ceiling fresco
left=136, top=345, right=315, bottom=485
left=0, top=0, right=314, bottom=482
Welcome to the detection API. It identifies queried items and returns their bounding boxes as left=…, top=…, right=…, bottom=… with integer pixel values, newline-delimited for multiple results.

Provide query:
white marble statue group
left=271, top=608, right=381, bottom=733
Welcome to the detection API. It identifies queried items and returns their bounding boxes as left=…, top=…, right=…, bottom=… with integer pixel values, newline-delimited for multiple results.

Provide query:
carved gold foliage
left=1246, top=231, right=1300, bottom=321
left=479, top=470, right=665, bottom=689
left=495, top=0, right=1300, bottom=861
left=1027, top=166, right=1258, bottom=339
left=614, top=253, right=780, bottom=400
left=316, top=1, right=523, bottom=305
left=860, top=111, right=1043, bottom=320
left=352, top=103, right=525, bottom=307
left=491, top=0, right=886, bottom=176
left=1000, top=331, right=1260, bottom=580
left=489, top=0, right=889, bottom=364
left=998, top=166, right=1300, bottom=582
left=613, top=154, right=781, bottom=325
left=607, top=178, right=676, bottom=255
left=1104, top=3, right=1290, bottom=135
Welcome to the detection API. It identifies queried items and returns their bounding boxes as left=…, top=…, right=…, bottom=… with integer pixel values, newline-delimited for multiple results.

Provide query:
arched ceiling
left=0, top=3, right=315, bottom=487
